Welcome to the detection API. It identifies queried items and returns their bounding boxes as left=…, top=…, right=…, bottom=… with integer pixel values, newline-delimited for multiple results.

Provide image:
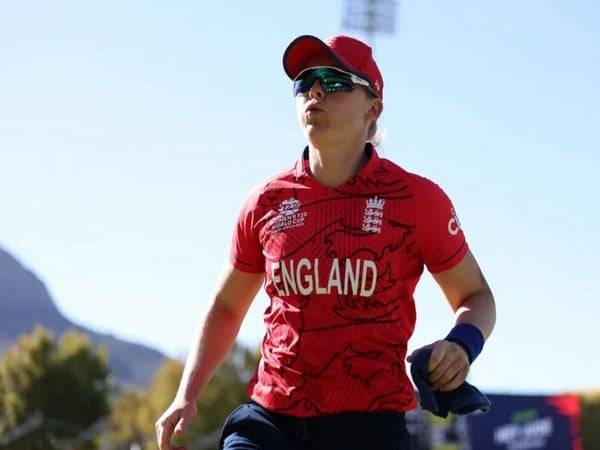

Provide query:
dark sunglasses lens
left=293, top=77, right=314, bottom=96
left=293, top=69, right=355, bottom=95
left=321, top=74, right=355, bottom=93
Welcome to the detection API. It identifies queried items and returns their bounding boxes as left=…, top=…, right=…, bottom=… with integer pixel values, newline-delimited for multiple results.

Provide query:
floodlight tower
left=342, top=0, right=397, bottom=50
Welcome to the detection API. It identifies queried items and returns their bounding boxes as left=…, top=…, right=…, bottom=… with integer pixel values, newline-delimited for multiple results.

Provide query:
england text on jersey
left=271, top=258, right=377, bottom=297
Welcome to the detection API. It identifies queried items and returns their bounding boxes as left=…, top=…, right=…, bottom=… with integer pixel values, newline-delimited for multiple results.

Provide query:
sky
left=1, top=1, right=598, bottom=394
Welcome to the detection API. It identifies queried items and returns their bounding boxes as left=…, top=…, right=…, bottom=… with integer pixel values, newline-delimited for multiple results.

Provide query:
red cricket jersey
left=229, top=144, right=469, bottom=417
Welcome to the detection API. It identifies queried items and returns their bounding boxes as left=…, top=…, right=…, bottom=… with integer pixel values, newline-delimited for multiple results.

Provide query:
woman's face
left=295, top=53, right=380, bottom=148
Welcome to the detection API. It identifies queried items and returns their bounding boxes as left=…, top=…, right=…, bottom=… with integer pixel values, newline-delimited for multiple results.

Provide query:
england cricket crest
left=362, top=196, right=385, bottom=233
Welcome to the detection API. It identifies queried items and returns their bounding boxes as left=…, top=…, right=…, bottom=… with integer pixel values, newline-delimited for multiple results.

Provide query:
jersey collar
left=294, top=143, right=381, bottom=180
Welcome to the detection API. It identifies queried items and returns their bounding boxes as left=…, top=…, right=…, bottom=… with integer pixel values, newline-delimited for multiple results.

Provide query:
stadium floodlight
left=342, top=0, right=397, bottom=45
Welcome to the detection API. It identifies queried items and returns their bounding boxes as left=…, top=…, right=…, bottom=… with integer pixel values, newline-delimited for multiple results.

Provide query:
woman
left=155, top=34, right=496, bottom=450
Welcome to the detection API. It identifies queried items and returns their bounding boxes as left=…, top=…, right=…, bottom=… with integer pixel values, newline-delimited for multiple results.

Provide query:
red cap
left=283, top=34, right=384, bottom=99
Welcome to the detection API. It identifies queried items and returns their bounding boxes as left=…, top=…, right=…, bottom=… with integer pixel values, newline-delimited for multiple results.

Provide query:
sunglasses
left=293, top=66, right=376, bottom=97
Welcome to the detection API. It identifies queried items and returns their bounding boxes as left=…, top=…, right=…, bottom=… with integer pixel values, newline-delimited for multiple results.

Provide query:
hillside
left=0, top=246, right=165, bottom=388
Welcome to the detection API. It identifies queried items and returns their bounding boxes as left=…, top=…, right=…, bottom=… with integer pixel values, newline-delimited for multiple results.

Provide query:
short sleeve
left=413, top=177, right=469, bottom=274
left=229, top=191, right=265, bottom=273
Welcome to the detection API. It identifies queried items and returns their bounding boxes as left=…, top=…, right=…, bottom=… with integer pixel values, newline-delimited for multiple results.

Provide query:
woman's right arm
left=155, top=262, right=264, bottom=450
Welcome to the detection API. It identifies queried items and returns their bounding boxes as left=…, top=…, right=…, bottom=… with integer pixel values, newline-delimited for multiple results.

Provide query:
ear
left=365, top=98, right=383, bottom=122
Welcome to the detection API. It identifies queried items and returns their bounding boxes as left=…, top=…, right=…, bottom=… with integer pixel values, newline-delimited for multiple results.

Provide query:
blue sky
left=1, top=1, right=598, bottom=394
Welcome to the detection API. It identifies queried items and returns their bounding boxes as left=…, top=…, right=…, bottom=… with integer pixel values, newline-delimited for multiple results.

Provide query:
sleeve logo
left=448, top=207, right=462, bottom=236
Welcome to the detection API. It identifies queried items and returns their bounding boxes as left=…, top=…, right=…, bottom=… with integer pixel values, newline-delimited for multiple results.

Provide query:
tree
left=109, top=358, right=184, bottom=450
left=108, top=389, right=147, bottom=449
left=109, top=341, right=260, bottom=450
left=0, top=326, right=110, bottom=449
left=581, top=390, right=600, bottom=450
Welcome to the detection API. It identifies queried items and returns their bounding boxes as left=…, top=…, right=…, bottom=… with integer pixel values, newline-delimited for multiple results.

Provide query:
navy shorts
left=219, top=401, right=412, bottom=450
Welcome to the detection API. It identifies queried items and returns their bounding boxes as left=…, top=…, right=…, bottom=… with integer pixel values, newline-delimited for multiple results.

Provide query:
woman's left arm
left=433, top=249, right=496, bottom=339
left=407, top=249, right=496, bottom=391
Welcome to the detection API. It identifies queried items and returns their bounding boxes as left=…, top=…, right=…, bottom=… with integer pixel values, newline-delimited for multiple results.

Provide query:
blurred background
left=0, top=0, right=598, bottom=448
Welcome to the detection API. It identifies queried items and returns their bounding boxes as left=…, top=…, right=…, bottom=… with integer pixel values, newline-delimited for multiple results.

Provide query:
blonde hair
left=365, top=90, right=385, bottom=147
left=367, top=119, right=386, bottom=147
left=367, top=120, right=377, bottom=141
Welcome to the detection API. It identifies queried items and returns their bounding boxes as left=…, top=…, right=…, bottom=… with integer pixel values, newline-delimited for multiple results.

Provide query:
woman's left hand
left=407, top=340, right=470, bottom=392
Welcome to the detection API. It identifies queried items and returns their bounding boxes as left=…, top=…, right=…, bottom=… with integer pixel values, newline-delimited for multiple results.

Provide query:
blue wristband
left=445, top=323, right=484, bottom=364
